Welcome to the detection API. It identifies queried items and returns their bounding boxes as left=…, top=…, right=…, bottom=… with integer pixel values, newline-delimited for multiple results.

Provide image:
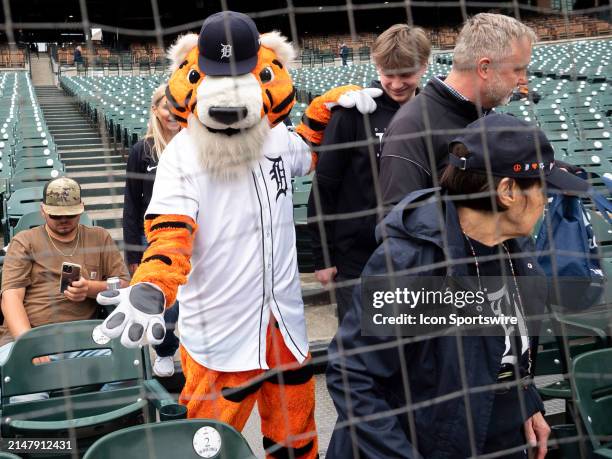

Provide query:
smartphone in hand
left=60, top=262, right=81, bottom=293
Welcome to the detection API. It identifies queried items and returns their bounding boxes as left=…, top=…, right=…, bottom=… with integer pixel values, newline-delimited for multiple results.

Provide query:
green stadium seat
left=13, top=157, right=64, bottom=176
left=10, top=169, right=64, bottom=193
left=536, top=309, right=609, bottom=406
left=83, top=419, right=256, bottom=459
left=572, top=348, right=612, bottom=458
left=11, top=211, right=93, bottom=238
left=0, top=453, right=21, bottom=459
left=0, top=320, right=177, bottom=457
left=3, top=185, right=44, bottom=231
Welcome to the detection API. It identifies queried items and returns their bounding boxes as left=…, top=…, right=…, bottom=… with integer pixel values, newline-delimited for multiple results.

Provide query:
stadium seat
left=83, top=419, right=257, bottom=459
left=9, top=168, right=64, bottom=193
left=13, top=157, right=64, bottom=176
left=0, top=452, right=21, bottom=459
left=11, top=210, right=93, bottom=237
left=572, top=348, right=612, bottom=458
left=0, top=320, right=177, bottom=457
left=120, top=54, right=133, bottom=74
left=536, top=313, right=608, bottom=407
left=3, top=186, right=44, bottom=242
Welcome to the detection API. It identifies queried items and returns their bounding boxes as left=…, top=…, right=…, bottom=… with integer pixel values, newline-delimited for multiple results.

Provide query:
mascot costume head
left=165, top=11, right=298, bottom=179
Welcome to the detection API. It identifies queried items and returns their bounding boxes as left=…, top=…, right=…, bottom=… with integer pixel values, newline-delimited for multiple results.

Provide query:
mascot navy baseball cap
left=198, top=11, right=260, bottom=76
left=449, top=114, right=590, bottom=195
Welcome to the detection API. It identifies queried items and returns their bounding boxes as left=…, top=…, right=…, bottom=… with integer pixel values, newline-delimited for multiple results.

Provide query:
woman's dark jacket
left=326, top=188, right=546, bottom=459
left=123, top=138, right=158, bottom=265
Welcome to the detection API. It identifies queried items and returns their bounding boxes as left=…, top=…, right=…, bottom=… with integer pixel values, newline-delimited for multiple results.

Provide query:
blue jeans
left=154, top=302, right=180, bottom=357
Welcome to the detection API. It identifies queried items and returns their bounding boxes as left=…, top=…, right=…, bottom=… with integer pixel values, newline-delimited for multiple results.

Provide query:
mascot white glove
left=97, top=282, right=166, bottom=348
left=327, top=87, right=383, bottom=114
left=296, top=86, right=383, bottom=146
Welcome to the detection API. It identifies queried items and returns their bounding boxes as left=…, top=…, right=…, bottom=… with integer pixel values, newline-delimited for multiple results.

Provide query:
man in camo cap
left=41, top=176, right=86, bottom=217
left=0, top=177, right=129, bottom=357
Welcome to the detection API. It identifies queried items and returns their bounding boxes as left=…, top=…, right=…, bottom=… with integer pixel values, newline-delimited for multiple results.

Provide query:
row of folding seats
left=60, top=75, right=165, bottom=150
left=0, top=319, right=256, bottom=458
left=0, top=72, right=69, bottom=245
left=289, top=61, right=452, bottom=103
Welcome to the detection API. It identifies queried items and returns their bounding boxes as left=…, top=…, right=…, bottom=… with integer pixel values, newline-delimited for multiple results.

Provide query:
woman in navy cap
left=326, top=114, right=589, bottom=459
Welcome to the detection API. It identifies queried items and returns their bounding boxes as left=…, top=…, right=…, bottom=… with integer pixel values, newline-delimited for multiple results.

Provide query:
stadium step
left=36, top=85, right=127, bottom=246
left=30, top=54, right=55, bottom=86
left=61, top=157, right=125, bottom=167
left=45, top=122, right=93, bottom=129
left=53, top=133, right=101, bottom=141
left=107, top=226, right=123, bottom=243
left=44, top=114, right=89, bottom=119
left=80, top=181, right=125, bottom=198
left=45, top=125, right=98, bottom=131
left=66, top=163, right=125, bottom=172
left=54, top=136, right=102, bottom=143
left=59, top=149, right=118, bottom=156
left=55, top=141, right=105, bottom=149
left=83, top=194, right=124, bottom=211
left=87, top=208, right=123, bottom=229
left=68, top=170, right=126, bottom=184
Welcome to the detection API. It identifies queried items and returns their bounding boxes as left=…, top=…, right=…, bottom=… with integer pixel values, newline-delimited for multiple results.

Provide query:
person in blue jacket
left=73, top=45, right=83, bottom=64
left=326, top=114, right=590, bottom=459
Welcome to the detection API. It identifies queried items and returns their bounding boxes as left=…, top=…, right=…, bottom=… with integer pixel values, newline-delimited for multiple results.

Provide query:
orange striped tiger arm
left=295, top=84, right=362, bottom=148
left=130, top=214, right=198, bottom=308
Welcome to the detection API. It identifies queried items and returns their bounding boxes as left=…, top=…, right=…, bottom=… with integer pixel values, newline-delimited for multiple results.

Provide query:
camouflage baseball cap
left=42, top=177, right=85, bottom=216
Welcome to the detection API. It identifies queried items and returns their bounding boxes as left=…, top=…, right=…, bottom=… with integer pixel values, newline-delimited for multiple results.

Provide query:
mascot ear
left=167, top=33, right=199, bottom=72
left=259, top=31, right=296, bottom=68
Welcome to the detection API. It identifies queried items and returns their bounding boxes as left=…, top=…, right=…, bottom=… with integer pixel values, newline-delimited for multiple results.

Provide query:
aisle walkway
left=35, top=85, right=125, bottom=246
left=29, top=52, right=55, bottom=86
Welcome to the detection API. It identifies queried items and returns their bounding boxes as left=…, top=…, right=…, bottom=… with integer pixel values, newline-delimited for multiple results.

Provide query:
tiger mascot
left=97, top=10, right=380, bottom=458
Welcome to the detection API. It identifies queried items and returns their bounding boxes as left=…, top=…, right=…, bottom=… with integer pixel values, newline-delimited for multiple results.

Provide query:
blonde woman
left=123, top=83, right=180, bottom=377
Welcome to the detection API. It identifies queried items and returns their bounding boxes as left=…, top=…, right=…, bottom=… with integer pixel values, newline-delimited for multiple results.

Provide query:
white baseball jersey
left=146, top=123, right=312, bottom=371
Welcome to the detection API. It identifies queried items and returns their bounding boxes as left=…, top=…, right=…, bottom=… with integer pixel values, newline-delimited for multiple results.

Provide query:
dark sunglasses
left=48, top=214, right=80, bottom=220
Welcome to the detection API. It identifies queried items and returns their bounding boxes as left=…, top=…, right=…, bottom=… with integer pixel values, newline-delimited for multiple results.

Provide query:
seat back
left=573, top=348, right=612, bottom=450
left=0, top=452, right=21, bottom=458
left=10, top=169, right=64, bottom=192
left=83, top=419, right=257, bottom=459
left=1, top=320, right=146, bottom=399
left=14, top=157, right=63, bottom=174
left=5, top=186, right=44, bottom=219
left=5, top=186, right=43, bottom=208
left=12, top=211, right=93, bottom=236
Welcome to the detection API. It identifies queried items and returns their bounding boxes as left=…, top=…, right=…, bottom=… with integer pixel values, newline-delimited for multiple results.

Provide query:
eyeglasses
left=48, top=214, right=80, bottom=220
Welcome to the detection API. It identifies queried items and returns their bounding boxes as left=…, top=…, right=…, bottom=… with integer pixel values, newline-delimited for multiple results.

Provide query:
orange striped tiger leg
left=179, top=346, right=261, bottom=431
left=258, top=320, right=318, bottom=459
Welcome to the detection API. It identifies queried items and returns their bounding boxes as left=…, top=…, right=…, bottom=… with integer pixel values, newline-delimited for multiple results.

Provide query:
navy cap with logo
left=449, top=113, right=590, bottom=195
left=198, top=11, right=260, bottom=76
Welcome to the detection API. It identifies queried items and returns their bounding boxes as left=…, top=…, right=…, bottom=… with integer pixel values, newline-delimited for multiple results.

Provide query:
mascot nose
left=208, top=107, right=248, bottom=125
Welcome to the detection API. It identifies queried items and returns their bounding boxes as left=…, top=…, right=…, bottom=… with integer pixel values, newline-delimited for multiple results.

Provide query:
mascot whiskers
left=98, top=10, right=380, bottom=458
